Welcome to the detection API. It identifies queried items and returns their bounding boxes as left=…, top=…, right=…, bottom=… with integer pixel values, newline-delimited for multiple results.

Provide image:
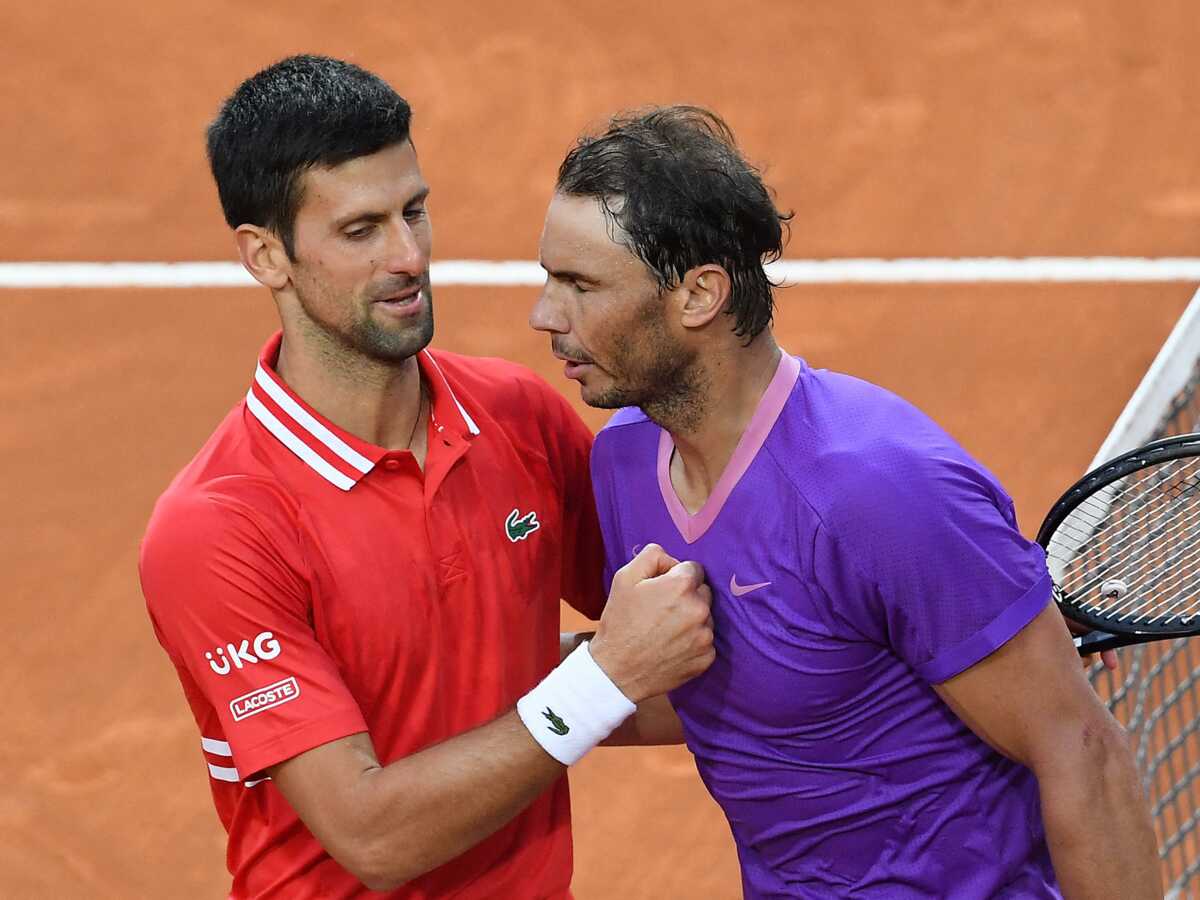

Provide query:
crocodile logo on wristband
left=542, top=707, right=570, bottom=735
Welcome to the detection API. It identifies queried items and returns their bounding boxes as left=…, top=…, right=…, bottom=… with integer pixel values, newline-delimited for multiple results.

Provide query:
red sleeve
left=139, top=483, right=367, bottom=779
left=536, top=386, right=607, bottom=620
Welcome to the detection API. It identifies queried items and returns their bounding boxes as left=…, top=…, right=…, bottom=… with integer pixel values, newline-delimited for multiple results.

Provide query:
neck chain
left=406, top=387, right=425, bottom=450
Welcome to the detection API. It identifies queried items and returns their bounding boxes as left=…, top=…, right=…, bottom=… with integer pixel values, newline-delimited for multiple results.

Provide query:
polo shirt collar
left=245, top=332, right=481, bottom=491
left=421, top=348, right=481, bottom=440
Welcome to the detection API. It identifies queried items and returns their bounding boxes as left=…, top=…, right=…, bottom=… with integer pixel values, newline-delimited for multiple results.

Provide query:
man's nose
left=383, top=221, right=427, bottom=275
left=529, top=284, right=567, bottom=334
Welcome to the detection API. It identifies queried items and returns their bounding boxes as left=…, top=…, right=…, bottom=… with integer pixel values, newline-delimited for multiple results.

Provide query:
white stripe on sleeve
left=208, top=763, right=241, bottom=783
left=201, top=737, right=232, bottom=757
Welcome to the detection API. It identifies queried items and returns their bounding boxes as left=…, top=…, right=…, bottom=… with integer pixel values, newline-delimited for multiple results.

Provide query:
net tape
left=1087, top=353, right=1200, bottom=893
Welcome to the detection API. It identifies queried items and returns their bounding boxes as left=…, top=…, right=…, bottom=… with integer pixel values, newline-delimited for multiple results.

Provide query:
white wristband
left=517, top=642, right=636, bottom=766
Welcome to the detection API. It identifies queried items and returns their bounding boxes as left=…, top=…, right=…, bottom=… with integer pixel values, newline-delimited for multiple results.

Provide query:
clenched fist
left=588, top=544, right=715, bottom=703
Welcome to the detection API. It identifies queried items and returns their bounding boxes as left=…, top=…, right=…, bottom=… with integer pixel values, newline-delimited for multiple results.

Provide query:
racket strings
left=1053, top=476, right=1179, bottom=563
left=1066, top=468, right=1200, bottom=556
left=1059, top=507, right=1200, bottom=621
left=1054, top=489, right=1193, bottom=602
left=1054, top=458, right=1200, bottom=559
left=1056, top=523, right=1200, bottom=623
left=1051, top=456, right=1200, bottom=558
left=1063, top=506, right=1200, bottom=617
left=1048, top=453, right=1200, bottom=626
left=1113, top=542, right=1200, bottom=623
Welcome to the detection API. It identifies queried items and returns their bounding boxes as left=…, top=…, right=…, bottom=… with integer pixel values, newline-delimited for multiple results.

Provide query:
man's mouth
left=373, top=281, right=426, bottom=315
left=551, top=343, right=593, bottom=367
left=377, top=284, right=421, bottom=304
left=553, top=350, right=595, bottom=380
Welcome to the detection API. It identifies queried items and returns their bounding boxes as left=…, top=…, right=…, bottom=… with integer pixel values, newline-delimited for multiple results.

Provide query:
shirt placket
left=424, top=414, right=472, bottom=593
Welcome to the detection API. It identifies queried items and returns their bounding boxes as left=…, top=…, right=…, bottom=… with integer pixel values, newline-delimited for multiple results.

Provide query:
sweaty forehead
left=541, top=193, right=635, bottom=265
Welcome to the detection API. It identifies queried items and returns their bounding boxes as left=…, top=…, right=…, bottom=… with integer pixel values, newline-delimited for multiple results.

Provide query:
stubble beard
left=296, top=272, right=436, bottom=368
left=587, top=309, right=707, bottom=435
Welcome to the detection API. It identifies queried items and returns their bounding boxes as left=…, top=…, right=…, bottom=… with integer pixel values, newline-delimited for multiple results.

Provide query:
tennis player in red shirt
left=139, top=55, right=713, bottom=898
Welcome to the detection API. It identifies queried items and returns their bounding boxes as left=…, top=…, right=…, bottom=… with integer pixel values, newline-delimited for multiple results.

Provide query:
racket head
left=1037, top=433, right=1200, bottom=639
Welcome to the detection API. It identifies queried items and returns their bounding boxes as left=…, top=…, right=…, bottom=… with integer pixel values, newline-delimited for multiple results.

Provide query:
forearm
left=271, top=548, right=713, bottom=892
left=603, top=693, right=685, bottom=745
left=366, top=713, right=562, bottom=883
left=1035, top=723, right=1160, bottom=899
left=276, top=715, right=562, bottom=890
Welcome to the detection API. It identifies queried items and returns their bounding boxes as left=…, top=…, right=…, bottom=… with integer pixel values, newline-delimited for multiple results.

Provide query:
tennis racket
left=1036, top=433, right=1200, bottom=655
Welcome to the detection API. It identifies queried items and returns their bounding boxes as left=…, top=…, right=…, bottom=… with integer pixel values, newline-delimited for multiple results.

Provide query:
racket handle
left=1073, top=630, right=1125, bottom=655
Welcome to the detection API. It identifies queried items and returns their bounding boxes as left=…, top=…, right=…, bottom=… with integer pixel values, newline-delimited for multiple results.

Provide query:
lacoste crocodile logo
left=505, top=508, right=541, bottom=542
left=542, top=707, right=569, bottom=735
left=730, top=574, right=771, bottom=597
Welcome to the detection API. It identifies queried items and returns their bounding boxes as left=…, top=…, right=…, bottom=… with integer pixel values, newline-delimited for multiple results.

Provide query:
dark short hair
left=556, top=106, right=791, bottom=340
left=206, top=55, right=412, bottom=259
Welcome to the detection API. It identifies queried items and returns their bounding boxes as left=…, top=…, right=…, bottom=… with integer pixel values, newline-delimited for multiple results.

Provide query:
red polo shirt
left=140, top=333, right=605, bottom=899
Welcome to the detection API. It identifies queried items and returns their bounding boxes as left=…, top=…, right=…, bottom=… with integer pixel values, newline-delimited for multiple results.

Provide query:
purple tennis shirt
left=590, top=353, right=1060, bottom=898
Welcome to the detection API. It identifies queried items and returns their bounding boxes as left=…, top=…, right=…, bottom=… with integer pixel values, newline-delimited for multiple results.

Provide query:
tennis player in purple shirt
left=531, top=106, right=1160, bottom=898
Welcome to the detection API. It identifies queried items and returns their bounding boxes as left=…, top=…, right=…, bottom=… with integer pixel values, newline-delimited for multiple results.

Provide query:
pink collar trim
left=657, top=353, right=801, bottom=544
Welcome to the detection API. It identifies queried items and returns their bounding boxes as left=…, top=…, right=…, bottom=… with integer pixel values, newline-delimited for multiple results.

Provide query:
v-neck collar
left=656, top=353, right=801, bottom=544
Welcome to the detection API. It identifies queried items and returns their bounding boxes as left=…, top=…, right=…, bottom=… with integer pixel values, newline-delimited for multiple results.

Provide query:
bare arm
left=561, top=631, right=686, bottom=746
left=934, top=602, right=1160, bottom=900
left=266, top=545, right=712, bottom=890
left=269, top=717, right=560, bottom=889
left=602, top=693, right=685, bottom=745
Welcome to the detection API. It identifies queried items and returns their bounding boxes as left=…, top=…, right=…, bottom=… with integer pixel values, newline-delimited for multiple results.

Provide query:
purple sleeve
left=817, top=450, right=1053, bottom=684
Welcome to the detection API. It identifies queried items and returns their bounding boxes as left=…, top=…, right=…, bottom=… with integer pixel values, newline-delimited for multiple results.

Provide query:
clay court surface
left=6, top=2, right=1200, bottom=897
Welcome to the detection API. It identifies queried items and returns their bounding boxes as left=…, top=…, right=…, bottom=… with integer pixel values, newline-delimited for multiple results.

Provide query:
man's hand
left=588, top=543, right=715, bottom=703
left=1062, top=614, right=1119, bottom=671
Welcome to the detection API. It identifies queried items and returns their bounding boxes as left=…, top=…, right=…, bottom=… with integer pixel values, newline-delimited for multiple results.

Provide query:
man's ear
left=235, top=224, right=292, bottom=291
left=677, top=264, right=732, bottom=330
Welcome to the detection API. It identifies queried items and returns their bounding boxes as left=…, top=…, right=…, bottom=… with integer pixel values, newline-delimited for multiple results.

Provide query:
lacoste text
left=230, top=677, right=300, bottom=721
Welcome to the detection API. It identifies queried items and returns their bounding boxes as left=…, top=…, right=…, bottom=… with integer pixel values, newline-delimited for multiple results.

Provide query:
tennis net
left=1080, top=292, right=1200, bottom=896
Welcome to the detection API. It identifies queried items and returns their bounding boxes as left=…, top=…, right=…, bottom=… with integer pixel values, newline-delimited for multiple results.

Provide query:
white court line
left=4, top=257, right=1200, bottom=288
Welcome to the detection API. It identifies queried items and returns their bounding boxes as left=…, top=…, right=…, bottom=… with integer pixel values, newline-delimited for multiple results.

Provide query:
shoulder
left=140, top=473, right=308, bottom=630
left=149, top=467, right=300, bottom=524
left=791, top=366, right=936, bottom=440
left=775, top=366, right=1009, bottom=536
left=148, top=399, right=302, bottom=537
left=142, top=472, right=300, bottom=577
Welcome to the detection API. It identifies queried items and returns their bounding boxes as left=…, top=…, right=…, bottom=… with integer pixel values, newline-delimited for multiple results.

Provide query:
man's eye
left=404, top=206, right=427, bottom=221
left=345, top=225, right=375, bottom=239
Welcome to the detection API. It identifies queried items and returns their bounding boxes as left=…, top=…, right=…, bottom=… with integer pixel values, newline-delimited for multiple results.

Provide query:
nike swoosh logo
left=631, top=543, right=645, bottom=558
left=730, top=575, right=771, bottom=597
